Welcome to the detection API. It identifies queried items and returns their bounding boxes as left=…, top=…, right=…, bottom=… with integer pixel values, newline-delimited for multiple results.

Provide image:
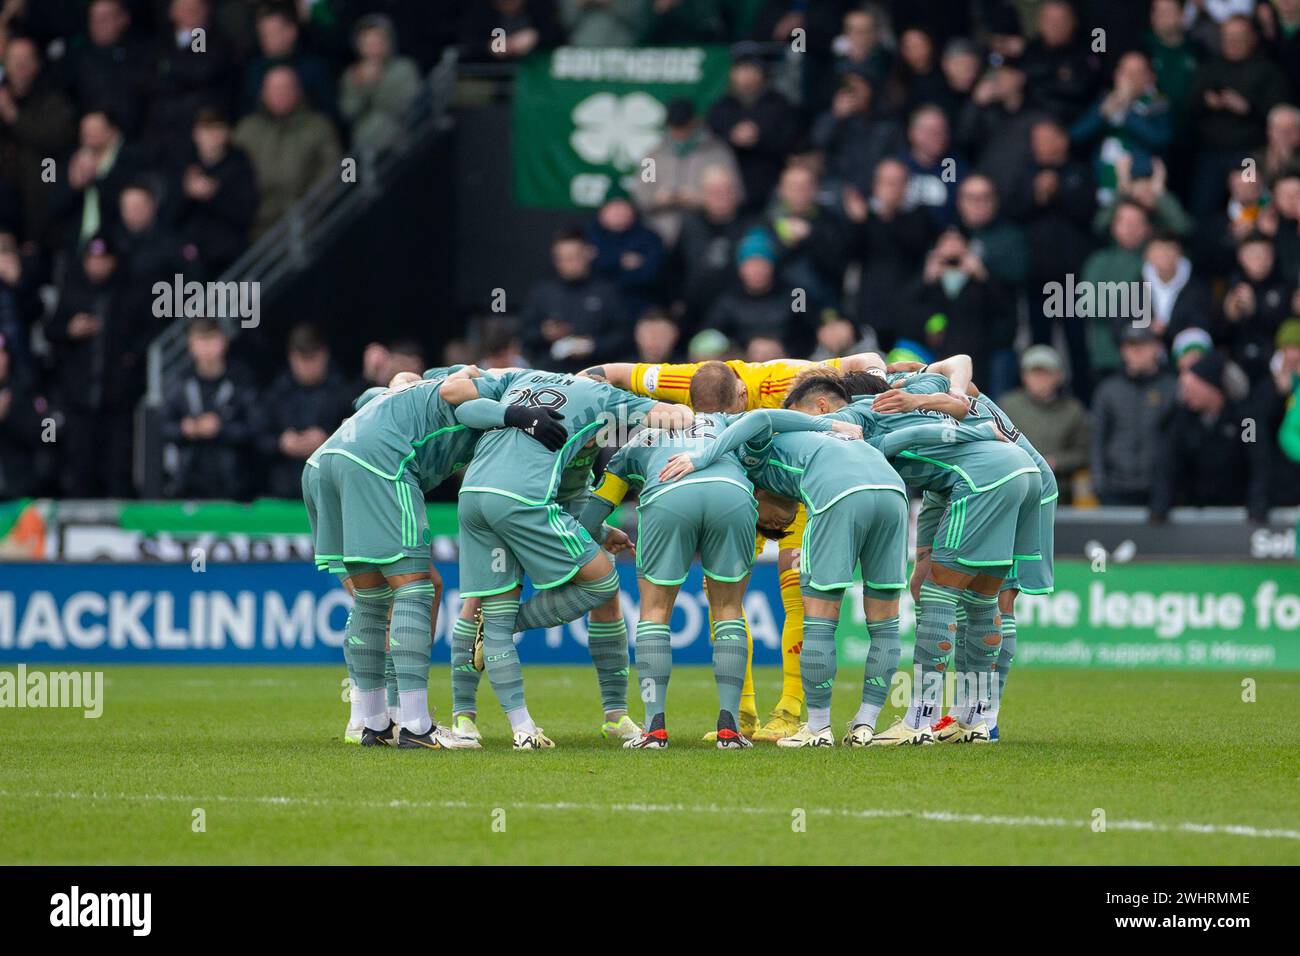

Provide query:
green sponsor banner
left=836, top=561, right=1300, bottom=669
left=512, top=46, right=732, bottom=208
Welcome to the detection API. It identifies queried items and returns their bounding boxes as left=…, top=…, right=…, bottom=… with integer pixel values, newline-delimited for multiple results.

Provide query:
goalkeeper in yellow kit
left=584, top=353, right=884, bottom=740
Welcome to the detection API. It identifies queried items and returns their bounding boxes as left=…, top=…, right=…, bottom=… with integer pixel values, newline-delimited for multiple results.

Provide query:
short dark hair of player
left=839, top=369, right=889, bottom=398
left=288, top=322, right=326, bottom=355
left=188, top=317, right=224, bottom=337
left=782, top=372, right=849, bottom=411
left=552, top=227, right=586, bottom=248
left=689, top=360, right=740, bottom=411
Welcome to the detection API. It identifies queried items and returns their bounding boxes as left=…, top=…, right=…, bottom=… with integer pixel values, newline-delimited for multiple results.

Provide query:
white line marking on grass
left=2, top=789, right=1297, bottom=841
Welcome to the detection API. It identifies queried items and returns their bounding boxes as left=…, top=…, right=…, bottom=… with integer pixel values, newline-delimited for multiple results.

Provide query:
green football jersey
left=315, top=365, right=476, bottom=489
left=828, top=399, right=1038, bottom=496
left=556, top=439, right=602, bottom=506
left=603, top=412, right=751, bottom=505
left=738, top=429, right=907, bottom=513
left=462, top=370, right=660, bottom=505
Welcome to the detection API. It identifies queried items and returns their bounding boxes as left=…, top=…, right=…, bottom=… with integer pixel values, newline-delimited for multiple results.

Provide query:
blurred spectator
left=706, top=49, right=800, bottom=214
left=257, top=323, right=353, bottom=498
left=1255, top=317, right=1300, bottom=505
left=242, top=2, right=337, bottom=120
left=1152, top=349, right=1267, bottom=520
left=643, top=0, right=727, bottom=45
left=1254, top=103, right=1300, bottom=185
left=459, top=0, right=563, bottom=62
left=0, top=229, right=41, bottom=366
left=1024, top=118, right=1096, bottom=388
left=843, top=156, right=932, bottom=349
left=476, top=317, right=528, bottom=369
left=1020, top=0, right=1102, bottom=121
left=0, top=330, right=47, bottom=499
left=704, top=228, right=798, bottom=357
left=148, top=0, right=236, bottom=159
left=1197, top=162, right=1269, bottom=277
left=633, top=307, right=680, bottom=364
left=49, top=109, right=149, bottom=252
left=1263, top=170, right=1300, bottom=278
left=1188, top=15, right=1287, bottom=216
left=937, top=39, right=982, bottom=124
left=1080, top=199, right=1153, bottom=384
left=0, top=36, right=78, bottom=244
left=558, top=0, right=647, bottom=47
left=66, top=0, right=153, bottom=137
left=174, top=109, right=258, bottom=277
left=1214, top=232, right=1294, bottom=379
left=1070, top=51, right=1172, bottom=206
left=46, top=234, right=140, bottom=497
left=900, top=104, right=966, bottom=228
left=631, top=97, right=741, bottom=246
left=586, top=191, right=665, bottom=321
left=956, top=173, right=1026, bottom=394
left=903, top=227, right=1011, bottom=388
left=1259, top=0, right=1300, bottom=102
left=763, top=164, right=847, bottom=314
left=521, top=228, right=629, bottom=372
left=340, top=14, right=421, bottom=153
left=830, top=6, right=892, bottom=92
left=998, top=345, right=1090, bottom=501
left=1146, top=0, right=1200, bottom=143
left=1143, top=231, right=1212, bottom=345
left=884, top=28, right=950, bottom=120
left=957, top=59, right=1042, bottom=219
left=811, top=71, right=903, bottom=192
left=234, top=65, right=342, bottom=236
left=1090, top=326, right=1176, bottom=507
left=114, top=180, right=192, bottom=323
left=669, top=164, right=749, bottom=331
left=161, top=318, right=255, bottom=499
left=1172, top=326, right=1215, bottom=371
left=1096, top=155, right=1192, bottom=238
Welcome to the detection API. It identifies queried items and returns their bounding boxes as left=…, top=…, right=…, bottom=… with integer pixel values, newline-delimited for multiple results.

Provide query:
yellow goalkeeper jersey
left=629, top=358, right=844, bottom=410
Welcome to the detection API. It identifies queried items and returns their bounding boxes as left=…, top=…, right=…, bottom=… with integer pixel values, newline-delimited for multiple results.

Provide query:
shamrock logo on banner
left=569, top=92, right=666, bottom=171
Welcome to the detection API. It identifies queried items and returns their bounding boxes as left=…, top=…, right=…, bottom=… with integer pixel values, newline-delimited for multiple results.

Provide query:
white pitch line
left=2, top=789, right=1297, bottom=842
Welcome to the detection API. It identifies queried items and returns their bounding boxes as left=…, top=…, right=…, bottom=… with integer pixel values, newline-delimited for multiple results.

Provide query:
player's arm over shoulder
left=826, top=351, right=886, bottom=373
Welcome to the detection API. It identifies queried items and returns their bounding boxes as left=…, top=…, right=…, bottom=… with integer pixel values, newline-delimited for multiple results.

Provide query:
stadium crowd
left=0, top=0, right=1298, bottom=522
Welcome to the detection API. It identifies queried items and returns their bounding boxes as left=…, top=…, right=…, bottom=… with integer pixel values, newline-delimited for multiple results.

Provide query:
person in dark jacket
left=1187, top=15, right=1288, bottom=216
left=761, top=163, right=848, bottom=315
left=706, top=50, right=800, bottom=215
left=0, top=331, right=50, bottom=499
left=956, top=60, right=1046, bottom=221
left=1214, top=233, right=1294, bottom=381
left=48, top=109, right=151, bottom=252
left=147, top=0, right=236, bottom=160
left=160, top=317, right=256, bottom=500
left=704, top=228, right=799, bottom=358
left=900, top=104, right=967, bottom=229
left=113, top=180, right=194, bottom=328
left=65, top=0, right=154, bottom=137
left=46, top=233, right=142, bottom=497
left=457, top=0, right=564, bottom=63
left=585, top=192, right=665, bottom=323
left=668, top=164, right=751, bottom=334
left=842, top=156, right=932, bottom=350
left=0, top=229, right=42, bottom=368
left=173, top=108, right=257, bottom=277
left=810, top=70, right=904, bottom=193
left=1090, top=326, right=1177, bottom=507
left=1151, top=349, right=1268, bottom=521
left=256, top=323, right=353, bottom=498
left=241, top=2, right=337, bottom=121
left=1019, top=0, right=1102, bottom=122
left=520, top=229, right=630, bottom=372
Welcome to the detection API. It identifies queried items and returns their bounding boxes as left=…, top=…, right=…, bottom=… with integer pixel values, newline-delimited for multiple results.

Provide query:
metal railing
left=143, top=49, right=459, bottom=405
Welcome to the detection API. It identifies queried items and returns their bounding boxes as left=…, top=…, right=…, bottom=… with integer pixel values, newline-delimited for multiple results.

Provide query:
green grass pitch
left=2, top=665, right=1298, bottom=865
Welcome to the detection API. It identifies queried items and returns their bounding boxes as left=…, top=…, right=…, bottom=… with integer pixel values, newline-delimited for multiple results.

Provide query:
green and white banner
left=836, top=562, right=1300, bottom=670
left=512, top=46, right=732, bottom=208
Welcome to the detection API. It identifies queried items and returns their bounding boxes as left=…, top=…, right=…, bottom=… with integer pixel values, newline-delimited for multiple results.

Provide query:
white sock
left=506, top=707, right=537, bottom=734
left=360, top=688, right=389, bottom=730
left=348, top=683, right=365, bottom=726
left=808, top=707, right=831, bottom=732
left=399, top=689, right=432, bottom=735
left=904, top=699, right=936, bottom=729
left=853, top=702, right=881, bottom=730
left=387, top=705, right=401, bottom=724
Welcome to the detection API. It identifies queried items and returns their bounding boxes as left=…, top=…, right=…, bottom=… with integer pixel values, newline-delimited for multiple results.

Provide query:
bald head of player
left=688, top=361, right=748, bottom=413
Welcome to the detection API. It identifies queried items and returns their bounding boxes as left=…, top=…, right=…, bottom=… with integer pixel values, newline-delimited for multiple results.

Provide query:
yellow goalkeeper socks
left=777, top=568, right=805, bottom=715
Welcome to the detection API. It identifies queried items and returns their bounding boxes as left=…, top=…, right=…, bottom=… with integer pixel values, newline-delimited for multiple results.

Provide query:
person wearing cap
left=703, top=227, right=797, bottom=360
left=630, top=97, right=741, bottom=246
left=706, top=46, right=799, bottom=214
left=997, top=346, right=1089, bottom=500
left=1171, top=325, right=1214, bottom=371
left=1152, top=348, right=1268, bottom=521
left=1089, top=325, right=1176, bottom=508
left=46, top=231, right=140, bottom=497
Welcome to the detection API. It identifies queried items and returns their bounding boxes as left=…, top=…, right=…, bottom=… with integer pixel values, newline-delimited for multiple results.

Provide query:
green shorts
left=458, top=491, right=599, bottom=598
left=1005, top=494, right=1056, bottom=594
left=636, top=479, right=756, bottom=586
left=313, top=453, right=430, bottom=569
left=931, top=471, right=1041, bottom=571
left=302, top=462, right=344, bottom=576
left=914, top=490, right=946, bottom=552
left=800, top=489, right=908, bottom=594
